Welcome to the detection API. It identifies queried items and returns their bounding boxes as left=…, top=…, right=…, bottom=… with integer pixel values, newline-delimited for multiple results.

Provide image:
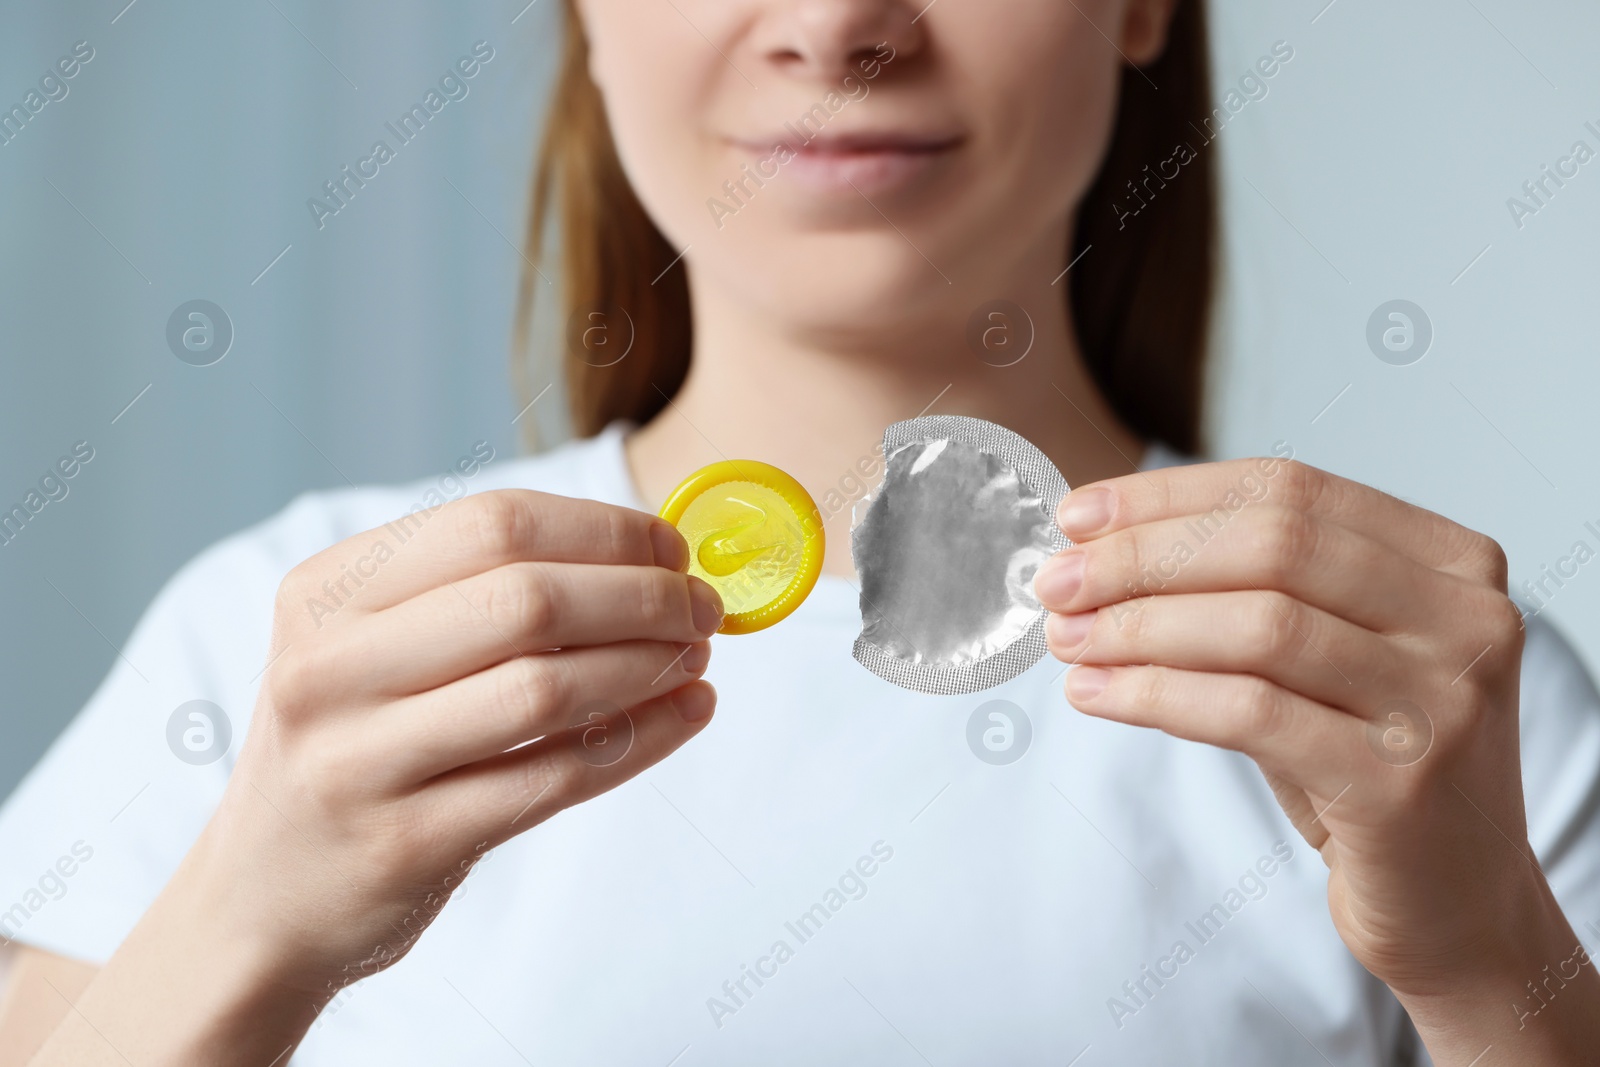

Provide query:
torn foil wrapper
left=851, top=416, right=1070, bottom=695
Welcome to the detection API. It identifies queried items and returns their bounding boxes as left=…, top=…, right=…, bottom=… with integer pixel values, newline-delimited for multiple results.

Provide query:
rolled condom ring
left=851, top=416, right=1070, bottom=695
left=659, top=460, right=825, bottom=635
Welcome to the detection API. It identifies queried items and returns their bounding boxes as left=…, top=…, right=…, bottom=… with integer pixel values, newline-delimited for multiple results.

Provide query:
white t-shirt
left=3, top=424, right=1599, bottom=1066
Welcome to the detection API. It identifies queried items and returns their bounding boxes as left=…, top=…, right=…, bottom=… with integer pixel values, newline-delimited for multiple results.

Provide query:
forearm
left=0, top=947, right=97, bottom=1065
left=28, top=844, right=324, bottom=1067
left=1397, top=875, right=1600, bottom=1067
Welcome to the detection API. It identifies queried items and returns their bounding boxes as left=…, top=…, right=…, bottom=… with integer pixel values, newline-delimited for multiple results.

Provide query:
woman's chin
left=711, top=249, right=959, bottom=337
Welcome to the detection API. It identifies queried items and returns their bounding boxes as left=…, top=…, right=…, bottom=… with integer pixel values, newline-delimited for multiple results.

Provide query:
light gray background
left=3, top=0, right=1598, bottom=799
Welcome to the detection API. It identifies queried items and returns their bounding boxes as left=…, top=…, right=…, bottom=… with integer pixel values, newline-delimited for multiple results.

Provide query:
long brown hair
left=518, top=2, right=1215, bottom=453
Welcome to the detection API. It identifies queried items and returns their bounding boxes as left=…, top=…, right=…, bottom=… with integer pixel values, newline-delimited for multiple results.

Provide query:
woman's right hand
left=33, top=490, right=722, bottom=1065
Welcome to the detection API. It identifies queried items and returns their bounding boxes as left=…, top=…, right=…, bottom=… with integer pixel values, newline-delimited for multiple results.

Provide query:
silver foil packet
left=851, top=416, right=1070, bottom=695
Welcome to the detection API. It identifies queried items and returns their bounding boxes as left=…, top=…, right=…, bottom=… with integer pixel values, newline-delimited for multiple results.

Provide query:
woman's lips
left=730, top=133, right=962, bottom=197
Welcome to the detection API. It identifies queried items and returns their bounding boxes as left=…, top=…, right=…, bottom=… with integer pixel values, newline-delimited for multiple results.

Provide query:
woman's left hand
left=1035, top=454, right=1600, bottom=1066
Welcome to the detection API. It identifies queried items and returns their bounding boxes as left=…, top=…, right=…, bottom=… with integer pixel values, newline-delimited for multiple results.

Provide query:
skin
left=7, top=0, right=1598, bottom=1063
left=0, top=950, right=92, bottom=1066
left=619, top=0, right=1151, bottom=554
left=1039, top=462, right=1600, bottom=1063
left=21, top=494, right=724, bottom=1063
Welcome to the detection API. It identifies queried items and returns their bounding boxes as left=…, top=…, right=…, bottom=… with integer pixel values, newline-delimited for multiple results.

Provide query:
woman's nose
left=754, top=0, right=925, bottom=81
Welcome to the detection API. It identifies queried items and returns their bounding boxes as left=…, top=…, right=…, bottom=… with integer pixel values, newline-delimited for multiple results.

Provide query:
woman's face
left=578, top=0, right=1174, bottom=338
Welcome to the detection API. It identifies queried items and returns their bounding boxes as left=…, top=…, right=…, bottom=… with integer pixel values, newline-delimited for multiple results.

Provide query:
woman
left=3, top=0, right=1598, bottom=1063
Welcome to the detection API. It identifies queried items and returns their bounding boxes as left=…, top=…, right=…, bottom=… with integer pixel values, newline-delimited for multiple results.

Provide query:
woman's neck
left=625, top=255, right=1146, bottom=578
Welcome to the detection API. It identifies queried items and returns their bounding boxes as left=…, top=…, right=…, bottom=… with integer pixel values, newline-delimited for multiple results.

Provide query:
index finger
left=295, top=489, right=688, bottom=614
left=1056, top=456, right=1494, bottom=580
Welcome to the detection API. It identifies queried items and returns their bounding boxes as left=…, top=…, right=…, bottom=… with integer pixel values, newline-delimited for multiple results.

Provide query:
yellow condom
left=658, top=460, right=825, bottom=634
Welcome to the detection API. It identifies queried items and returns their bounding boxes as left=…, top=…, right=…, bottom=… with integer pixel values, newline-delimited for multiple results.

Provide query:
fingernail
left=680, top=640, right=711, bottom=675
left=1047, top=610, right=1096, bottom=651
left=1058, top=487, right=1114, bottom=537
left=1035, top=552, right=1086, bottom=608
left=651, top=522, right=688, bottom=571
left=673, top=683, right=716, bottom=724
left=689, top=578, right=725, bottom=635
left=1066, top=666, right=1112, bottom=702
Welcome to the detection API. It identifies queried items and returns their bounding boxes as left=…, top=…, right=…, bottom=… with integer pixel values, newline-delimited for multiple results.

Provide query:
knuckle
left=1277, top=459, right=1327, bottom=512
left=1234, top=677, right=1286, bottom=743
left=1246, top=593, right=1305, bottom=660
left=265, top=644, right=324, bottom=720
left=635, top=569, right=680, bottom=629
left=454, top=493, right=532, bottom=562
left=1466, top=532, right=1510, bottom=590
left=1109, top=597, right=1152, bottom=646
left=275, top=560, right=320, bottom=620
left=1473, top=593, right=1526, bottom=662
left=498, top=656, right=562, bottom=734
left=1104, top=532, right=1147, bottom=598
left=1128, top=664, right=1169, bottom=711
left=1154, top=473, right=1181, bottom=526
left=1496, top=596, right=1528, bottom=650
left=524, top=752, right=580, bottom=814
left=602, top=505, right=640, bottom=563
left=1247, top=507, right=1316, bottom=582
left=483, top=564, right=553, bottom=641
